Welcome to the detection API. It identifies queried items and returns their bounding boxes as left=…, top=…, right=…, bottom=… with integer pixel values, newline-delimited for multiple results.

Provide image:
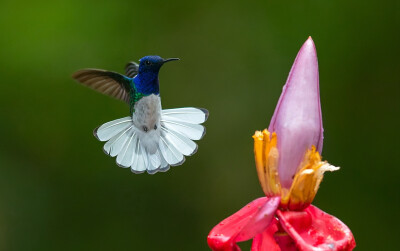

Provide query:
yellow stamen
left=253, top=129, right=281, bottom=197
left=281, top=146, right=339, bottom=210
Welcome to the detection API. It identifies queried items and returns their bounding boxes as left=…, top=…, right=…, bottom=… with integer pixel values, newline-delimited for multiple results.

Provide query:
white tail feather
left=116, top=132, right=137, bottom=167
left=131, top=141, right=147, bottom=174
left=161, top=126, right=197, bottom=156
left=95, top=117, right=132, bottom=141
left=161, top=120, right=205, bottom=140
left=159, top=135, right=184, bottom=166
left=162, top=108, right=208, bottom=124
left=103, top=125, right=133, bottom=157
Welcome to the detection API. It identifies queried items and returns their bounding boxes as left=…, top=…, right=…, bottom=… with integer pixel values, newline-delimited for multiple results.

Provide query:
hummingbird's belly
left=132, top=94, right=162, bottom=153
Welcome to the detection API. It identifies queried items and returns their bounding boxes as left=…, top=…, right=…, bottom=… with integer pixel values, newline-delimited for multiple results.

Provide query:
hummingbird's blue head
left=134, top=55, right=179, bottom=95
left=138, top=55, right=179, bottom=74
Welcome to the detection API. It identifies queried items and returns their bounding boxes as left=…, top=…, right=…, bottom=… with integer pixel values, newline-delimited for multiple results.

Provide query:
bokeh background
left=0, top=0, right=398, bottom=250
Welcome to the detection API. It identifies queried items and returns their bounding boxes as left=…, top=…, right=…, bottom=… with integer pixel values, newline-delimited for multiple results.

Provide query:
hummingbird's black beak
left=163, top=58, right=180, bottom=63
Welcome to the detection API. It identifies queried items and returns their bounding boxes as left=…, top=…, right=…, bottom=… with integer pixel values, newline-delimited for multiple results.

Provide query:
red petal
left=208, top=197, right=280, bottom=251
left=276, top=205, right=356, bottom=251
left=274, top=233, right=298, bottom=251
left=251, top=219, right=281, bottom=251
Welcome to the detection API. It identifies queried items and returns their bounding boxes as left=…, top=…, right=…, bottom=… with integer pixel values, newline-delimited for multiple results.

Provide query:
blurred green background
left=0, top=0, right=398, bottom=250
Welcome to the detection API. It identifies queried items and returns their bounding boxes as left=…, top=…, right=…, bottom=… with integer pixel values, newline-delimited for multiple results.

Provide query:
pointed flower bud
left=208, top=37, right=355, bottom=251
left=268, top=37, right=324, bottom=190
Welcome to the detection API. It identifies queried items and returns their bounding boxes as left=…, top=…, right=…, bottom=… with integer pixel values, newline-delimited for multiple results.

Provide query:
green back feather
left=129, top=86, right=147, bottom=114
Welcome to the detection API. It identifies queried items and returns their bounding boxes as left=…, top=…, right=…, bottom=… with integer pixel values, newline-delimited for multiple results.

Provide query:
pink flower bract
left=269, top=37, right=323, bottom=189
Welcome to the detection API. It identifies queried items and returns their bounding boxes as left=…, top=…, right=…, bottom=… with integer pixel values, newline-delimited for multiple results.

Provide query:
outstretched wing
left=72, top=69, right=132, bottom=103
left=125, top=62, right=139, bottom=78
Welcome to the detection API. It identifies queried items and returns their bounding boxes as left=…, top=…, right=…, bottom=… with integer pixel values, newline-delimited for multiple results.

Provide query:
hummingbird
left=72, top=56, right=208, bottom=174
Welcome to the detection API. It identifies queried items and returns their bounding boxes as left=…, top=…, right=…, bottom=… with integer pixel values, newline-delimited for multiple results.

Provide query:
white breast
left=132, top=94, right=162, bottom=154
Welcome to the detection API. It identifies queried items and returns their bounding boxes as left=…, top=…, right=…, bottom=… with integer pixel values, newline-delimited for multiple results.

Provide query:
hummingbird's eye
left=145, top=60, right=151, bottom=66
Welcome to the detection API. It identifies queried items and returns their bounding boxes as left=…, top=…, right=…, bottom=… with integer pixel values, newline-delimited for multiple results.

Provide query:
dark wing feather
left=72, top=69, right=132, bottom=103
left=125, top=62, right=139, bottom=78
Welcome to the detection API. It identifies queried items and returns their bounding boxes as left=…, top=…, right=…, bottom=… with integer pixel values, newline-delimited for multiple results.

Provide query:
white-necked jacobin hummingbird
left=72, top=56, right=208, bottom=174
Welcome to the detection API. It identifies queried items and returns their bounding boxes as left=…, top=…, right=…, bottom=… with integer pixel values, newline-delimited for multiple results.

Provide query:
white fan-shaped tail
left=94, top=107, right=208, bottom=174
